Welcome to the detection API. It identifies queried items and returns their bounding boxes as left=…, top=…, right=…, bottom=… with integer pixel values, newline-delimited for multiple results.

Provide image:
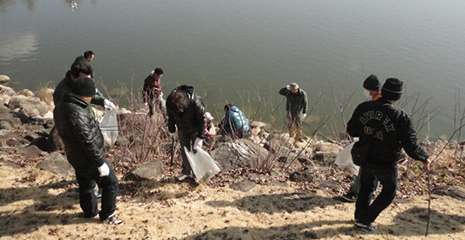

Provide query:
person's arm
left=398, top=112, right=429, bottom=162
left=347, top=106, right=361, bottom=137
left=301, top=90, right=308, bottom=114
left=194, top=96, right=207, bottom=138
left=279, top=86, right=290, bottom=96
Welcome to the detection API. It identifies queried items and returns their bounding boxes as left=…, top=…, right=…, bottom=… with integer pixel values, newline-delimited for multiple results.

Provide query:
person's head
left=69, top=57, right=93, bottom=81
left=363, top=74, right=381, bottom=99
left=224, top=104, right=234, bottom=112
left=83, top=50, right=95, bottom=62
left=169, top=89, right=189, bottom=113
left=153, top=68, right=164, bottom=80
left=204, top=112, right=214, bottom=123
left=381, top=78, right=404, bottom=101
left=72, top=77, right=96, bottom=103
left=290, top=83, right=299, bottom=95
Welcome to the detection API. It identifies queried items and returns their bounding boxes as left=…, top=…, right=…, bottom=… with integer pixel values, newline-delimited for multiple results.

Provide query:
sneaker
left=103, top=214, right=124, bottom=225
left=354, top=222, right=377, bottom=231
left=342, top=192, right=358, bottom=202
left=177, top=173, right=188, bottom=181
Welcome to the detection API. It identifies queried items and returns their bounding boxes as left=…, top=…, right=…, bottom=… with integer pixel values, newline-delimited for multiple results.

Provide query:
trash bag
left=334, top=141, right=359, bottom=175
left=184, top=147, right=221, bottom=184
left=99, top=108, right=118, bottom=148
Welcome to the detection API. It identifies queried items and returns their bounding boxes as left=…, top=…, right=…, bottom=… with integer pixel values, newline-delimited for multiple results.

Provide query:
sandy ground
left=1, top=163, right=464, bottom=240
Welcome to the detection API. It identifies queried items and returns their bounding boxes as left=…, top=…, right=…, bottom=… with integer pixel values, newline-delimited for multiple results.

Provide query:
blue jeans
left=354, top=165, right=398, bottom=225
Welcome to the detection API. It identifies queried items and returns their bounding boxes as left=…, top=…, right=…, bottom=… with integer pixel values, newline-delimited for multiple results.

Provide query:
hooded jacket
left=166, top=85, right=206, bottom=138
left=220, top=106, right=249, bottom=134
left=53, top=94, right=105, bottom=171
left=347, top=98, right=429, bottom=170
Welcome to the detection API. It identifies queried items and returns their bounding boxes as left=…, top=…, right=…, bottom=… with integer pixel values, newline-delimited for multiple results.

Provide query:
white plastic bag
left=184, top=147, right=221, bottom=183
left=334, top=141, right=359, bottom=175
left=99, top=108, right=118, bottom=148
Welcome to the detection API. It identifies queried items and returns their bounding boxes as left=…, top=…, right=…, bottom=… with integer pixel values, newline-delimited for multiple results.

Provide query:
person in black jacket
left=53, top=77, right=123, bottom=225
left=346, top=78, right=430, bottom=231
left=166, top=85, right=206, bottom=181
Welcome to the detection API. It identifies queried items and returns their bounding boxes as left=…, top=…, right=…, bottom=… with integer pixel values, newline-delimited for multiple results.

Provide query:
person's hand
left=301, top=113, right=306, bottom=120
left=422, top=159, right=431, bottom=171
left=169, top=132, right=176, bottom=138
left=194, top=138, right=203, bottom=149
left=98, top=163, right=110, bottom=177
left=286, top=85, right=290, bottom=90
left=104, top=99, right=116, bottom=110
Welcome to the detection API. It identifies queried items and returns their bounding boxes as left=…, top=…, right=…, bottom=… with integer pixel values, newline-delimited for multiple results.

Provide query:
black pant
left=178, top=130, right=197, bottom=175
left=355, top=165, right=398, bottom=225
left=75, top=158, right=119, bottom=221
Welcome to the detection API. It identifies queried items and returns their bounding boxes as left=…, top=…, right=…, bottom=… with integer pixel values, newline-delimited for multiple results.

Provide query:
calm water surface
left=1, top=0, right=465, bottom=139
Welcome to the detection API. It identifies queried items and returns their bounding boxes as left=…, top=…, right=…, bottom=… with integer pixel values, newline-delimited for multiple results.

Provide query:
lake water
left=1, top=0, right=465, bottom=140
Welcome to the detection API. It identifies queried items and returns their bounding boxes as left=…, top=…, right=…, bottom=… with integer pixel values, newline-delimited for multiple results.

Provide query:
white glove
left=301, top=114, right=306, bottom=120
left=194, top=137, right=203, bottom=149
left=98, top=163, right=110, bottom=177
left=169, top=132, right=176, bottom=138
left=286, top=85, right=290, bottom=90
left=104, top=99, right=116, bottom=110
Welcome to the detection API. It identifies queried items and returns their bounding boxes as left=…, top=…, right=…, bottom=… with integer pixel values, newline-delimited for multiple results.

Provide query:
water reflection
left=0, top=32, right=38, bottom=62
left=0, top=0, right=35, bottom=11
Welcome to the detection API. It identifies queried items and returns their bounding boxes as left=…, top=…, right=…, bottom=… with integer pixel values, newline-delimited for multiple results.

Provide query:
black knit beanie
left=72, top=77, right=96, bottom=97
left=381, top=78, right=404, bottom=101
left=363, top=74, right=380, bottom=91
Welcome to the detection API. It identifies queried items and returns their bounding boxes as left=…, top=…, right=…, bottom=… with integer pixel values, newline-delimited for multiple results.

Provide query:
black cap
left=381, top=78, right=404, bottom=101
left=363, top=74, right=380, bottom=91
left=72, top=77, right=96, bottom=97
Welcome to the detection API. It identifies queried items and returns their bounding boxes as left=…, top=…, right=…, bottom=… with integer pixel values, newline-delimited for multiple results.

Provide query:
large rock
left=123, top=160, right=164, bottom=181
left=37, top=152, right=74, bottom=177
left=211, top=139, right=269, bottom=171
left=0, top=75, right=10, bottom=84
left=16, top=145, right=44, bottom=159
left=8, top=95, right=52, bottom=116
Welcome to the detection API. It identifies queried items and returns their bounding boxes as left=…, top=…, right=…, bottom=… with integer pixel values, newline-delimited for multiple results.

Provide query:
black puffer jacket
left=347, top=98, right=429, bottom=170
left=53, top=94, right=105, bottom=170
left=166, top=85, right=206, bottom=138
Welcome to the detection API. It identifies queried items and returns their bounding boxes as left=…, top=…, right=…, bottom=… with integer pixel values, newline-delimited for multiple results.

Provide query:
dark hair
left=224, top=104, right=234, bottom=112
left=170, top=90, right=189, bottom=112
left=83, top=50, right=94, bottom=59
left=69, top=57, right=93, bottom=78
left=154, top=68, right=164, bottom=75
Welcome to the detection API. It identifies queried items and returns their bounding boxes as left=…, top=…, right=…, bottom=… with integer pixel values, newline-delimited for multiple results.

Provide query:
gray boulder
left=8, top=95, right=52, bottom=116
left=211, top=139, right=269, bottom=171
left=37, top=152, right=74, bottom=177
left=123, top=160, right=164, bottom=181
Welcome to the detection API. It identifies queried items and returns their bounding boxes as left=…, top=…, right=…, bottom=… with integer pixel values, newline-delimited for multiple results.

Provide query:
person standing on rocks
left=346, top=78, right=430, bottom=231
left=166, top=85, right=206, bottom=181
left=340, top=74, right=382, bottom=202
left=142, top=68, right=165, bottom=117
left=279, top=83, right=308, bottom=141
left=53, top=77, right=123, bottom=225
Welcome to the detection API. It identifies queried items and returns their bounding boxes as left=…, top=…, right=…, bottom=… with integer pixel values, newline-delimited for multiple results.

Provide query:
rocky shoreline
left=1, top=83, right=464, bottom=200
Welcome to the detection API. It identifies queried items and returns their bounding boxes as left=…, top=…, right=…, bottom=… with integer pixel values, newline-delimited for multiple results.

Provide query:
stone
left=123, top=160, right=164, bottom=181
left=37, top=152, right=74, bottom=177
left=230, top=179, right=256, bottom=192
left=0, top=75, right=10, bottom=84
left=8, top=95, right=52, bottom=116
left=16, top=145, right=43, bottom=159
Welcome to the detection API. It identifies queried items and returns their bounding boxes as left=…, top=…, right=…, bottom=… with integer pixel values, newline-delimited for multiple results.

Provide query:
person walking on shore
left=279, top=83, right=308, bottom=141
left=166, top=85, right=206, bottom=181
left=340, top=74, right=381, bottom=202
left=54, top=77, right=123, bottom=225
left=347, top=78, right=430, bottom=231
left=143, top=68, right=165, bottom=117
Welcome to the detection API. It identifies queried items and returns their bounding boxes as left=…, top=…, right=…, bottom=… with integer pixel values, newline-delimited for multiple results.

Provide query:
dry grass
left=1, top=160, right=464, bottom=240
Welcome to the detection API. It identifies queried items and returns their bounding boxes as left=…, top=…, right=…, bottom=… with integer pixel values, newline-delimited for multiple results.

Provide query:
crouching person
left=166, top=85, right=206, bottom=181
left=53, top=77, right=123, bottom=225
